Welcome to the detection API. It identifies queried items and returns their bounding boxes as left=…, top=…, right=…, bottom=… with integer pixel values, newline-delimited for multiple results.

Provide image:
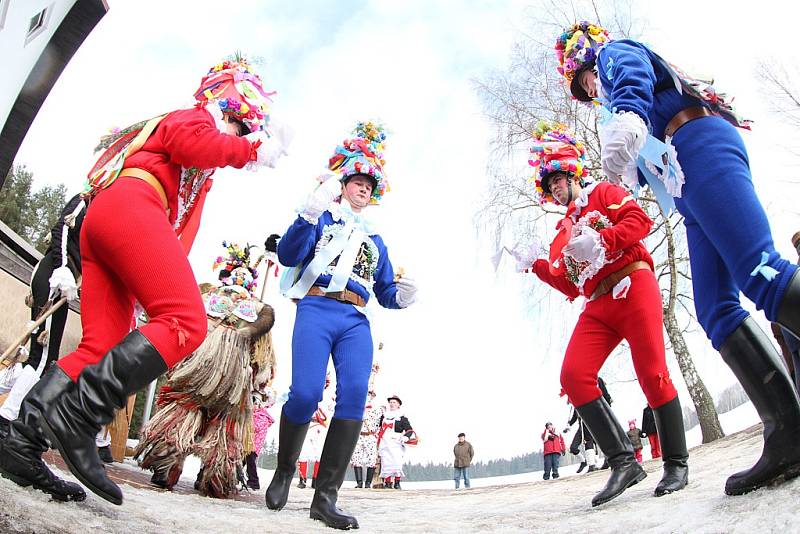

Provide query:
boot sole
left=592, top=469, right=647, bottom=507
left=39, top=418, right=123, bottom=505
left=310, top=510, right=359, bottom=530
left=725, top=462, right=800, bottom=496
left=0, top=456, right=87, bottom=502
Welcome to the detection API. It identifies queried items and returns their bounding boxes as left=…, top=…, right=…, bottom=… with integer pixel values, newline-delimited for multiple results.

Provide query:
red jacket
left=124, top=106, right=256, bottom=231
left=541, top=429, right=565, bottom=455
left=533, top=182, right=653, bottom=299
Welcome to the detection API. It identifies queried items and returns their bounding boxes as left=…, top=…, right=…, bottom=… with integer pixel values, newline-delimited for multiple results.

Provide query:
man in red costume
left=519, top=122, right=688, bottom=507
left=0, top=55, right=289, bottom=505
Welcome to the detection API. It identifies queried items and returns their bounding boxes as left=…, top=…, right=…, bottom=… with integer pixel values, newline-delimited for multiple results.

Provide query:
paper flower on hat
left=194, top=53, right=276, bottom=134
left=213, top=241, right=262, bottom=294
left=528, top=121, right=588, bottom=205
left=328, top=121, right=390, bottom=204
left=555, top=21, right=611, bottom=84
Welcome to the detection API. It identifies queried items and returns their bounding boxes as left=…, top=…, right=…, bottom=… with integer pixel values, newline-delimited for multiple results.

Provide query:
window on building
left=24, top=4, right=53, bottom=45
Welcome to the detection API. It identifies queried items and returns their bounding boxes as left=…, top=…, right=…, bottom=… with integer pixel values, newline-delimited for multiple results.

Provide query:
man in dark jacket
left=641, top=406, right=661, bottom=459
left=0, top=194, right=85, bottom=437
left=453, top=432, right=474, bottom=489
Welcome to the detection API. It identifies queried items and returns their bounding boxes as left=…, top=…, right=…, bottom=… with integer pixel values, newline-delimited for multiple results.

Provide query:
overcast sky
left=13, top=0, right=800, bottom=463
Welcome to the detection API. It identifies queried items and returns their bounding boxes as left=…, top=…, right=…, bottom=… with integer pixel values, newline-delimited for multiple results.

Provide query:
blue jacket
left=597, top=39, right=701, bottom=140
left=278, top=211, right=400, bottom=309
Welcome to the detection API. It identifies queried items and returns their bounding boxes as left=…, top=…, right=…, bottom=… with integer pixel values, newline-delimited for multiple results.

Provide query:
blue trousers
left=283, top=296, right=373, bottom=424
left=454, top=466, right=470, bottom=488
left=543, top=453, right=560, bottom=480
left=672, top=116, right=797, bottom=349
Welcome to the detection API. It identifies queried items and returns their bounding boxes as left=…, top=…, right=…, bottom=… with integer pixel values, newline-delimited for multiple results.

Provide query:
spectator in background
left=627, top=420, right=645, bottom=464
left=453, top=432, right=474, bottom=489
left=542, top=422, right=565, bottom=480
left=641, top=406, right=661, bottom=459
left=378, top=395, right=417, bottom=490
left=564, top=402, right=598, bottom=473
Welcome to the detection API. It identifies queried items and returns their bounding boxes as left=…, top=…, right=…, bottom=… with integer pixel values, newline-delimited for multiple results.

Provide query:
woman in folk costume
left=556, top=21, right=800, bottom=496
left=265, top=122, right=417, bottom=530
left=135, top=242, right=277, bottom=498
left=518, top=122, right=688, bottom=506
left=351, top=388, right=382, bottom=488
left=297, top=373, right=335, bottom=489
left=244, top=386, right=277, bottom=491
left=0, top=55, right=289, bottom=505
left=377, top=394, right=416, bottom=489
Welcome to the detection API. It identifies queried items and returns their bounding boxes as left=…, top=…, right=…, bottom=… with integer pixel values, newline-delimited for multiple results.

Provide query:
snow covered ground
left=2, top=402, right=798, bottom=533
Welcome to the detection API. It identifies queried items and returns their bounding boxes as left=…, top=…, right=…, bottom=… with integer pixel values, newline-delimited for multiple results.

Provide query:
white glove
left=245, top=120, right=294, bottom=170
left=261, top=118, right=295, bottom=169
left=48, top=266, right=78, bottom=301
left=621, top=160, right=640, bottom=189
left=300, top=175, right=342, bottom=223
left=509, top=240, right=545, bottom=272
left=395, top=277, right=417, bottom=308
left=600, top=111, right=647, bottom=182
left=562, top=227, right=604, bottom=263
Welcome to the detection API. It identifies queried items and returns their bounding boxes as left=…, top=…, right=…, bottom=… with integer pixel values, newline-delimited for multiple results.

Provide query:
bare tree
left=475, top=0, right=724, bottom=442
left=641, top=190, right=723, bottom=442
left=756, top=61, right=800, bottom=128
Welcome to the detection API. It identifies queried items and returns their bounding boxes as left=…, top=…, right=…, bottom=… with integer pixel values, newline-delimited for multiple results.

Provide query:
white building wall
left=0, top=0, right=78, bottom=129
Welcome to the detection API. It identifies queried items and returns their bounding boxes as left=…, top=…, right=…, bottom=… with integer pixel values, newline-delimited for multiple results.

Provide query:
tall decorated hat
left=194, top=54, right=276, bottom=134
left=529, top=121, right=589, bottom=205
left=212, top=241, right=262, bottom=295
left=555, top=21, right=611, bottom=101
left=328, top=121, right=389, bottom=205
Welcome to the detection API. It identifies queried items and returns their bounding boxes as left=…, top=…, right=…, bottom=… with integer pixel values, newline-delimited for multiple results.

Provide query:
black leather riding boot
left=309, top=418, right=362, bottom=530
left=0, top=368, right=86, bottom=502
left=652, top=396, right=689, bottom=496
left=264, top=410, right=310, bottom=510
left=576, top=396, right=646, bottom=507
left=40, top=331, right=168, bottom=505
left=719, top=317, right=800, bottom=495
left=364, top=467, right=374, bottom=488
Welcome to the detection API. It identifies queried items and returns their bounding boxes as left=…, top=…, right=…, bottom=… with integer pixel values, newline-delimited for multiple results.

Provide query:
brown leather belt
left=118, top=167, right=169, bottom=213
left=360, top=431, right=375, bottom=436
left=664, top=106, right=714, bottom=138
left=591, top=261, right=651, bottom=300
left=306, top=286, right=366, bottom=307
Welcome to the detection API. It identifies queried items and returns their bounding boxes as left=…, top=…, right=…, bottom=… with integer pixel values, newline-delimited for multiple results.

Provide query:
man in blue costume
left=264, top=122, right=417, bottom=529
left=554, top=21, right=800, bottom=496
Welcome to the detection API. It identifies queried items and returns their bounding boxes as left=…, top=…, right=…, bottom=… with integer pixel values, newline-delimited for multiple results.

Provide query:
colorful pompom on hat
left=529, top=121, right=589, bottom=204
left=555, top=22, right=611, bottom=101
left=194, top=54, right=276, bottom=134
left=213, top=241, right=262, bottom=295
left=328, top=121, right=389, bottom=205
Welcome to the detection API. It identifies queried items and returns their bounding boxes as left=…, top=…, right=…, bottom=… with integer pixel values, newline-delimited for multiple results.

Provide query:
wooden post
left=109, top=394, right=137, bottom=462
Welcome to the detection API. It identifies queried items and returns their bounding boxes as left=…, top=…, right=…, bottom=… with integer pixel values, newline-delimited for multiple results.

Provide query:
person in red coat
left=541, top=422, right=566, bottom=480
left=0, top=55, right=289, bottom=506
left=518, top=122, right=688, bottom=506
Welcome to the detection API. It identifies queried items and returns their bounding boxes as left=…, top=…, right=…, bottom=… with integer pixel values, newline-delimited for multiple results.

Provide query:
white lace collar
left=570, top=181, right=600, bottom=221
left=329, top=198, right=376, bottom=234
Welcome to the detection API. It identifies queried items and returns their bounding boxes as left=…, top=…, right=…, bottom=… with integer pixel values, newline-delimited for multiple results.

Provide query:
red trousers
left=648, top=433, right=662, bottom=458
left=57, top=178, right=207, bottom=381
left=560, top=269, right=677, bottom=408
